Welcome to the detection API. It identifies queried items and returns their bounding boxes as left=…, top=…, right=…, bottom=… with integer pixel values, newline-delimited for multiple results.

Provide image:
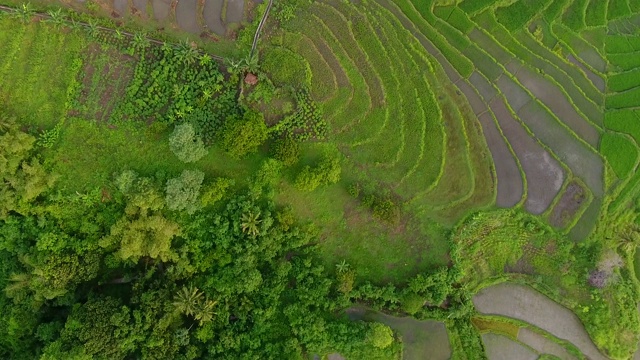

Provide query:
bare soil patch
left=474, top=283, right=608, bottom=360
left=482, top=333, right=538, bottom=360
left=548, top=180, right=587, bottom=228
left=490, top=97, right=564, bottom=214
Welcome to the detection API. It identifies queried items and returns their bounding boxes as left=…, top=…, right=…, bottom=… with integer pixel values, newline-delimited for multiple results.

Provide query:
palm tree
left=224, top=58, right=243, bottom=75
left=173, top=285, right=204, bottom=316
left=336, top=260, right=350, bottom=274
left=241, top=211, right=262, bottom=237
left=46, top=9, right=65, bottom=29
left=195, top=299, right=218, bottom=324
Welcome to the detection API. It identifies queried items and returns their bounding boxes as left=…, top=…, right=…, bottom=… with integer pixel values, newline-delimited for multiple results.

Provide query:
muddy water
left=225, top=0, right=244, bottom=23
left=133, top=0, right=148, bottom=15
left=175, top=0, right=201, bottom=34
left=113, top=0, right=128, bottom=15
left=203, top=0, right=226, bottom=35
left=152, top=0, right=171, bottom=20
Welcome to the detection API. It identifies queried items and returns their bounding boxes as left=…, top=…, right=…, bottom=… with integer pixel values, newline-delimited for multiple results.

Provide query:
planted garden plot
left=482, top=333, right=538, bottom=360
left=489, top=97, right=564, bottom=214
left=474, top=283, right=608, bottom=360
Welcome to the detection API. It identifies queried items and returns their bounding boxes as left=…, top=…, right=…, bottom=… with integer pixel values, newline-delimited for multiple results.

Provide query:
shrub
left=294, top=152, right=341, bottom=191
left=201, top=177, right=234, bottom=206
left=165, top=170, right=205, bottom=214
left=169, top=124, right=208, bottom=163
left=401, top=292, right=424, bottom=315
left=271, top=137, right=300, bottom=166
left=368, top=323, right=394, bottom=349
left=218, top=109, right=268, bottom=158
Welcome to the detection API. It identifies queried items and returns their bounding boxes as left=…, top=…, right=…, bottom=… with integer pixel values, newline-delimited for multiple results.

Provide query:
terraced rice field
left=100, top=0, right=261, bottom=37
left=281, top=1, right=640, bottom=357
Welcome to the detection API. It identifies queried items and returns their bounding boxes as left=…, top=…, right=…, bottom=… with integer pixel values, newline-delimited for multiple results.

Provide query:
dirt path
left=473, top=283, right=608, bottom=360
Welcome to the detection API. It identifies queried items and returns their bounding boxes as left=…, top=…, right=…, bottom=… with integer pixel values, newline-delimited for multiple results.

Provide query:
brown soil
left=548, top=181, right=587, bottom=228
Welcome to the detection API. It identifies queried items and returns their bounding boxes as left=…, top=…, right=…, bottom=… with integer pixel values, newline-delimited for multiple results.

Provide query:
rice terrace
left=2, top=0, right=640, bottom=358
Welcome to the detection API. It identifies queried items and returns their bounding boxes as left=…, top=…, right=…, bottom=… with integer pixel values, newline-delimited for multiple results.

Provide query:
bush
left=201, top=177, right=234, bottom=207
left=294, top=152, right=341, bottom=191
left=367, top=323, right=394, bottom=349
left=218, top=109, right=268, bottom=158
left=169, top=124, right=208, bottom=163
left=401, top=292, right=424, bottom=315
left=271, top=137, right=300, bottom=166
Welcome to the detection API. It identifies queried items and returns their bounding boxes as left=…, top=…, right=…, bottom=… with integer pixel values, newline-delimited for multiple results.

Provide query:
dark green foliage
left=562, top=0, right=588, bottom=31
left=112, top=44, right=229, bottom=126
left=218, top=109, right=268, bottom=158
left=271, top=137, right=301, bottom=166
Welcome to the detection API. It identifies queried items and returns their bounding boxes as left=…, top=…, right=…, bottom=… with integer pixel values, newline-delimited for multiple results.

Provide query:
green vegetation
left=600, top=133, right=638, bottom=178
left=2, top=0, right=640, bottom=359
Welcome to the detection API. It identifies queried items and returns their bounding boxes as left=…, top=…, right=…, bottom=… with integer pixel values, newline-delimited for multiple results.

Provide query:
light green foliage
left=294, top=152, right=341, bottom=191
left=218, top=109, right=268, bottom=158
left=169, top=123, right=208, bottom=163
left=165, top=170, right=205, bottom=214
left=600, top=133, right=638, bottom=178
left=400, top=292, right=425, bottom=315
left=0, top=123, right=56, bottom=218
left=102, top=214, right=180, bottom=263
left=201, top=177, right=234, bottom=206
left=368, top=323, right=394, bottom=349
left=250, top=158, right=283, bottom=196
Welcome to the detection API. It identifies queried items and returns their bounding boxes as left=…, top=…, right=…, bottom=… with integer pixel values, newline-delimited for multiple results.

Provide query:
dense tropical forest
left=1, top=0, right=640, bottom=359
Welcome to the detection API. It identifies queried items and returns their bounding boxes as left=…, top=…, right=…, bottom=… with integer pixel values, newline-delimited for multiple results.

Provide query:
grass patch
left=604, top=109, right=640, bottom=142
left=608, top=0, right=633, bottom=20
left=600, top=132, right=638, bottom=178
left=605, top=34, right=640, bottom=54
left=608, top=69, right=640, bottom=92
left=607, top=51, right=640, bottom=71
left=471, top=316, right=520, bottom=339
left=0, top=18, right=84, bottom=129
left=606, top=86, right=640, bottom=109
left=585, top=0, right=609, bottom=26
left=495, top=0, right=553, bottom=31
left=562, top=0, right=588, bottom=31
